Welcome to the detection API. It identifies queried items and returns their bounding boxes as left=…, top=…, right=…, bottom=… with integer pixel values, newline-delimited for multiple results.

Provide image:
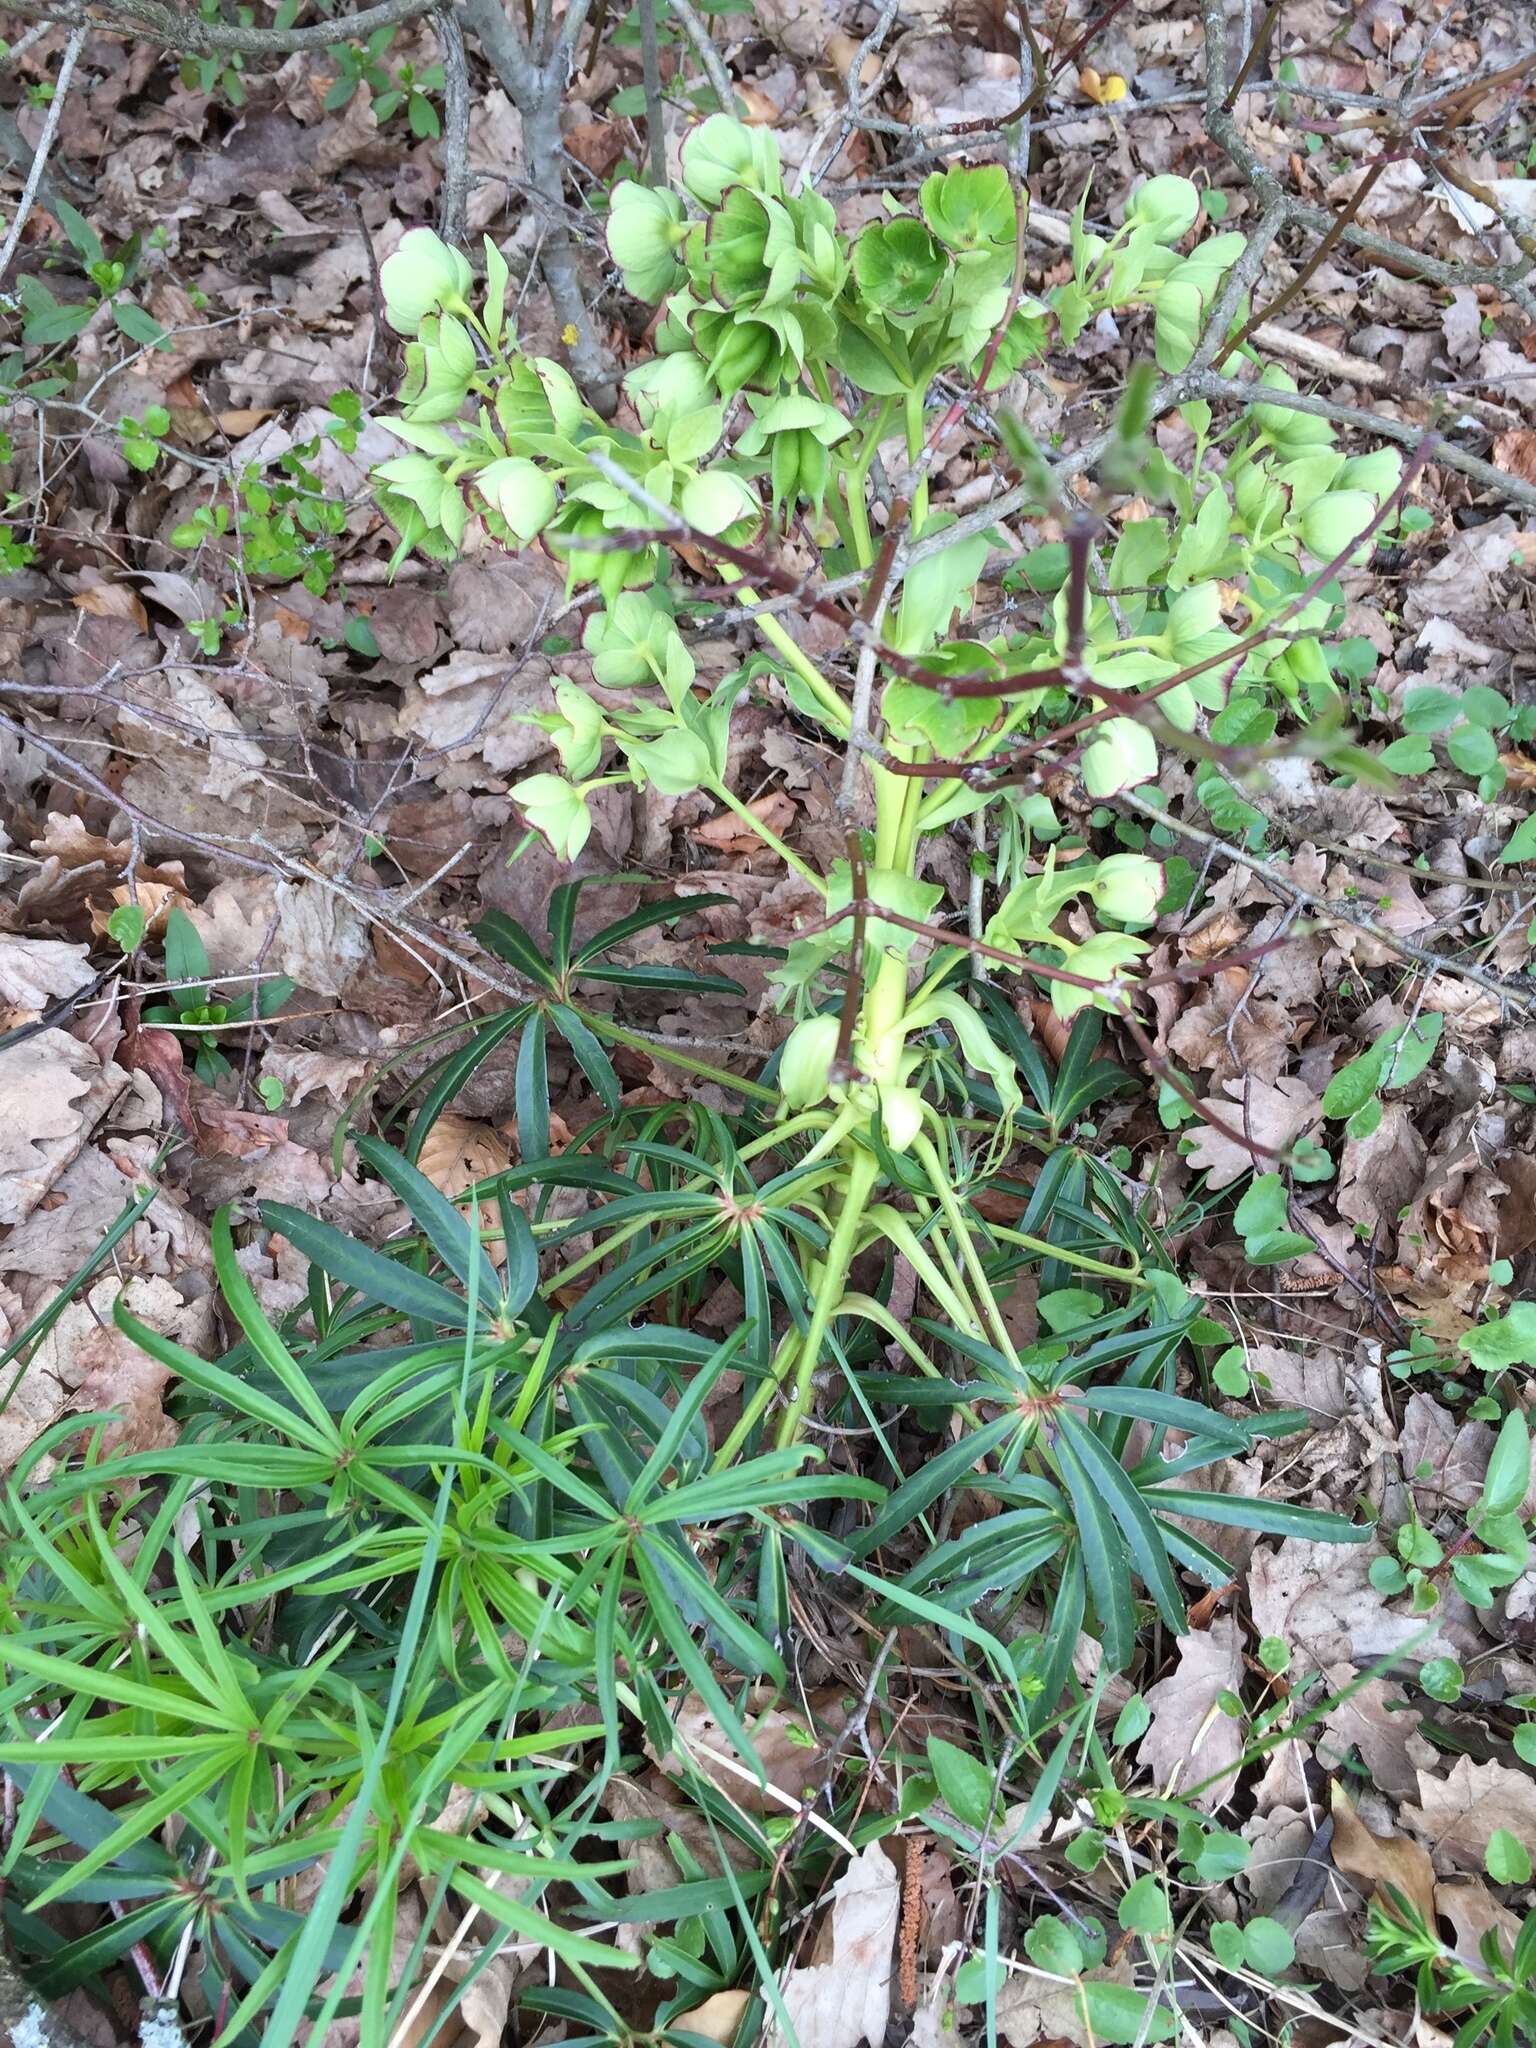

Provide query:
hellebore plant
left=367, top=117, right=1389, bottom=1665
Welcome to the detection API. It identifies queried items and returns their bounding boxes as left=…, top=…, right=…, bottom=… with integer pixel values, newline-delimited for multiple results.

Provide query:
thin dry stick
left=458, top=0, right=618, bottom=409
left=1, top=0, right=435, bottom=53
left=1182, top=370, right=1536, bottom=512
left=664, top=0, right=735, bottom=109
left=1114, top=790, right=1535, bottom=1018
left=0, top=23, right=86, bottom=289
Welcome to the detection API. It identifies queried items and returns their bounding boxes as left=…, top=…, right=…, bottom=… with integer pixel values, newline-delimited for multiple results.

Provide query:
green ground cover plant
left=5, top=105, right=1532, bottom=2048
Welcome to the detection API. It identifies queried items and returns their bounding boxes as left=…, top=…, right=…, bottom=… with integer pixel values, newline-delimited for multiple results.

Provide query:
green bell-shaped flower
left=474, top=456, right=558, bottom=543
left=379, top=227, right=474, bottom=336
left=737, top=394, right=850, bottom=523
left=680, top=113, right=782, bottom=208
left=607, top=180, right=688, bottom=302
left=852, top=216, right=947, bottom=315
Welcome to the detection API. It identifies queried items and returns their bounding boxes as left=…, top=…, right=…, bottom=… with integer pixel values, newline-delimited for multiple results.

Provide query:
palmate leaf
left=570, top=888, right=736, bottom=968
left=850, top=1412, right=1022, bottom=1559
left=472, top=908, right=559, bottom=988
left=1145, top=1488, right=1368, bottom=1540
left=1054, top=1409, right=1189, bottom=1639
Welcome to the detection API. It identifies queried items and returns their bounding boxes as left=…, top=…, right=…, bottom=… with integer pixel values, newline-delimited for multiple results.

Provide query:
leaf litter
left=1, top=0, right=1535, bottom=2039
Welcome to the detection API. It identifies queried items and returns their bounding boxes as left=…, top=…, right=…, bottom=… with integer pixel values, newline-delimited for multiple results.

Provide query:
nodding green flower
left=1051, top=932, right=1150, bottom=1021
left=1126, top=174, right=1201, bottom=245
left=509, top=773, right=592, bottom=862
left=1088, top=854, right=1165, bottom=924
left=702, top=186, right=800, bottom=309
left=379, top=228, right=474, bottom=335
left=1081, top=715, right=1159, bottom=799
left=546, top=503, right=659, bottom=605
left=474, top=456, right=558, bottom=543
left=778, top=1013, right=841, bottom=1109
left=737, top=394, right=850, bottom=523
left=680, top=113, right=782, bottom=208
left=624, top=351, right=715, bottom=426
left=853, top=216, right=947, bottom=316
left=607, top=180, right=688, bottom=303
left=920, top=162, right=1016, bottom=253
left=1296, top=489, right=1378, bottom=565
left=679, top=469, right=759, bottom=536
left=1249, top=366, right=1336, bottom=454
left=695, top=311, right=789, bottom=397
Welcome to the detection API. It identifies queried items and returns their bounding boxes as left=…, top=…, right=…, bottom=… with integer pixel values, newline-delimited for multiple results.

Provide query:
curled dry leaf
left=0, top=934, right=95, bottom=1012
left=1400, top=1756, right=1536, bottom=1873
left=690, top=791, right=798, bottom=861
left=767, top=1842, right=899, bottom=2048
left=0, top=1031, right=123, bottom=1228
left=417, top=1112, right=513, bottom=1263
left=1328, top=1783, right=1437, bottom=1929
left=1184, top=1074, right=1323, bottom=1190
left=1136, top=1614, right=1245, bottom=1812
left=654, top=1684, right=852, bottom=1813
left=673, top=1990, right=753, bottom=2045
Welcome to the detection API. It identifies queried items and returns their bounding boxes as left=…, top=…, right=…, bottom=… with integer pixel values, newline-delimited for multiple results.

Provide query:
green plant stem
left=576, top=1010, right=777, bottom=1103
left=986, top=1221, right=1145, bottom=1284
left=842, top=474, right=874, bottom=567
left=774, top=1145, right=882, bottom=1448
left=716, top=1117, right=887, bottom=1473
left=717, top=566, right=850, bottom=735
left=706, top=781, right=821, bottom=884
left=913, top=1130, right=1021, bottom=1367
left=863, top=1203, right=982, bottom=1337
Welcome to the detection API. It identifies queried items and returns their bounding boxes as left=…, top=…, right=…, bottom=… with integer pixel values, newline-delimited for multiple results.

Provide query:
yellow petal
left=1100, top=72, right=1129, bottom=102
left=561, top=323, right=580, bottom=347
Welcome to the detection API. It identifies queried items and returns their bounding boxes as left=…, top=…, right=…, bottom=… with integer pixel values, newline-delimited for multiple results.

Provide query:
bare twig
left=0, top=0, right=436, bottom=55
left=1114, top=791, right=1535, bottom=1018
left=665, top=0, right=735, bottom=110
left=637, top=0, right=665, bottom=184
left=459, top=0, right=619, bottom=411
left=1181, top=370, right=1536, bottom=512
left=435, top=3, right=471, bottom=247
left=0, top=24, right=85, bottom=289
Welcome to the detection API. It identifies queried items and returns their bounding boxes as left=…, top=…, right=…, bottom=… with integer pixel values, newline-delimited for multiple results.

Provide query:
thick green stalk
left=774, top=1144, right=882, bottom=1448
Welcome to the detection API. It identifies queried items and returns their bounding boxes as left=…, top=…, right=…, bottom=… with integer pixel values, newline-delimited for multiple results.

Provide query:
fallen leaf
left=0, top=1031, right=123, bottom=1227
left=1401, top=1757, right=1536, bottom=1873
left=72, top=581, right=150, bottom=630
left=673, top=1991, right=753, bottom=2045
left=1184, top=1074, right=1322, bottom=1190
left=1329, top=1784, right=1436, bottom=1928
left=87, top=878, right=192, bottom=940
left=1336, top=1104, right=1426, bottom=1241
left=0, top=934, right=95, bottom=1012
left=1435, top=1877, right=1522, bottom=1966
left=417, top=1112, right=512, bottom=1258
left=2, top=1273, right=212, bottom=1478
left=690, top=792, right=798, bottom=861
left=768, top=1842, right=899, bottom=2048
left=654, top=1685, right=852, bottom=1813
left=1493, top=429, right=1536, bottom=486
left=1316, top=1667, right=1423, bottom=1803
left=1136, top=1614, right=1245, bottom=1811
